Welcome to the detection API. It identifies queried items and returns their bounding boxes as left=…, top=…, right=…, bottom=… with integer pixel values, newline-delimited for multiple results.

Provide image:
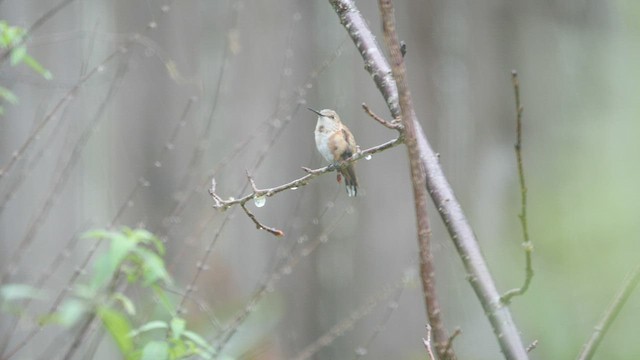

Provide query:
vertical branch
left=377, top=1, right=453, bottom=358
left=501, top=70, right=534, bottom=304
left=329, top=0, right=529, bottom=358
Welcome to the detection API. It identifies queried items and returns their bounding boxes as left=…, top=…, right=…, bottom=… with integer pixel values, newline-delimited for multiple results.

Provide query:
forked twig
left=209, top=135, right=403, bottom=237
left=444, top=327, right=462, bottom=355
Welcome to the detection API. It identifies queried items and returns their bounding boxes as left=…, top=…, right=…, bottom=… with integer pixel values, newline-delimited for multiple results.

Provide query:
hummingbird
left=308, top=108, right=359, bottom=197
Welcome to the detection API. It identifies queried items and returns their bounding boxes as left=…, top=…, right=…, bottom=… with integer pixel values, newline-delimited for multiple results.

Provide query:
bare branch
left=501, top=70, right=534, bottom=304
left=208, top=137, right=402, bottom=210
left=240, top=200, right=284, bottom=237
left=329, top=0, right=528, bottom=357
left=423, top=324, right=435, bottom=360
left=0, top=50, right=119, bottom=181
left=361, top=103, right=402, bottom=131
left=526, top=340, right=539, bottom=353
left=444, top=327, right=462, bottom=355
left=577, top=264, right=640, bottom=360
left=377, top=0, right=453, bottom=358
left=0, top=0, right=78, bottom=66
left=291, top=281, right=404, bottom=360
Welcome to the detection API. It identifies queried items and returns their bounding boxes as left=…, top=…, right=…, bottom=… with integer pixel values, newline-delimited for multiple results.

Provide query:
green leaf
left=129, top=320, right=168, bottom=338
left=182, top=330, right=216, bottom=355
left=10, top=46, right=26, bottom=65
left=132, top=247, right=171, bottom=286
left=0, top=284, right=42, bottom=302
left=141, top=341, right=169, bottom=360
left=82, top=229, right=113, bottom=240
left=169, top=339, right=189, bottom=358
left=91, top=231, right=136, bottom=290
left=21, top=54, right=52, bottom=80
left=170, top=317, right=186, bottom=340
left=98, top=306, right=134, bottom=358
left=0, top=85, right=19, bottom=104
left=112, top=293, right=136, bottom=315
left=130, top=228, right=165, bottom=255
left=56, top=298, right=89, bottom=327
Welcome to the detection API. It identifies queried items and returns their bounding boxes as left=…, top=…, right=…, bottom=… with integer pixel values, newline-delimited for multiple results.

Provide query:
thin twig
left=0, top=55, right=129, bottom=286
left=237, top=172, right=285, bottom=237
left=501, top=70, right=534, bottom=304
left=361, top=103, right=402, bottom=130
left=423, top=324, right=436, bottom=360
left=162, top=38, right=348, bottom=239
left=0, top=50, right=119, bottom=181
left=577, top=263, right=640, bottom=360
left=444, top=327, right=462, bottom=355
left=526, top=340, right=539, bottom=353
left=352, top=283, right=405, bottom=359
left=290, top=281, right=404, bottom=360
left=213, top=203, right=348, bottom=354
left=240, top=202, right=284, bottom=237
left=0, top=0, right=78, bottom=66
left=209, top=137, right=402, bottom=210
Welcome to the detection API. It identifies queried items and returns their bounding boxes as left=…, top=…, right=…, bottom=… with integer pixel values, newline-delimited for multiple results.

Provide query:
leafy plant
left=46, top=227, right=214, bottom=360
left=0, top=20, right=52, bottom=115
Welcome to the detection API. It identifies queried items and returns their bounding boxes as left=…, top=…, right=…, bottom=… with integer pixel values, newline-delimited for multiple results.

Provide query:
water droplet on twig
left=254, top=195, right=266, bottom=208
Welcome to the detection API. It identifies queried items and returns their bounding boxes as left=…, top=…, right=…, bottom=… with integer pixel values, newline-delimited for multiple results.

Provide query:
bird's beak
left=307, top=107, right=322, bottom=116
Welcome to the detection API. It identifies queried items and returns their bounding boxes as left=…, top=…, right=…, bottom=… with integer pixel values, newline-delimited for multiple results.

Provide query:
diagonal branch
left=577, top=263, right=640, bottom=360
left=378, top=0, right=452, bottom=358
left=209, top=136, right=402, bottom=213
left=329, top=0, right=528, bottom=358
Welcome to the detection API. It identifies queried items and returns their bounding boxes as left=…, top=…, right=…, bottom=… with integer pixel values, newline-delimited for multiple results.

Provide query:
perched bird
left=308, top=108, right=359, bottom=197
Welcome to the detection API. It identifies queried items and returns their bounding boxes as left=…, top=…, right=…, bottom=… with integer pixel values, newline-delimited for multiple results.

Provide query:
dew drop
left=291, top=186, right=299, bottom=190
left=154, top=161, right=162, bottom=168
left=365, top=154, right=372, bottom=160
left=254, top=195, right=266, bottom=208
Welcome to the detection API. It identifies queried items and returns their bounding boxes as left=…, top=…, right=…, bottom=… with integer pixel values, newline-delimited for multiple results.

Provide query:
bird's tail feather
left=341, top=165, right=358, bottom=197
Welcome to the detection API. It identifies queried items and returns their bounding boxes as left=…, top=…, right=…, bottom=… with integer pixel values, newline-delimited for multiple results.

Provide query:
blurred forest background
left=1, top=0, right=640, bottom=359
